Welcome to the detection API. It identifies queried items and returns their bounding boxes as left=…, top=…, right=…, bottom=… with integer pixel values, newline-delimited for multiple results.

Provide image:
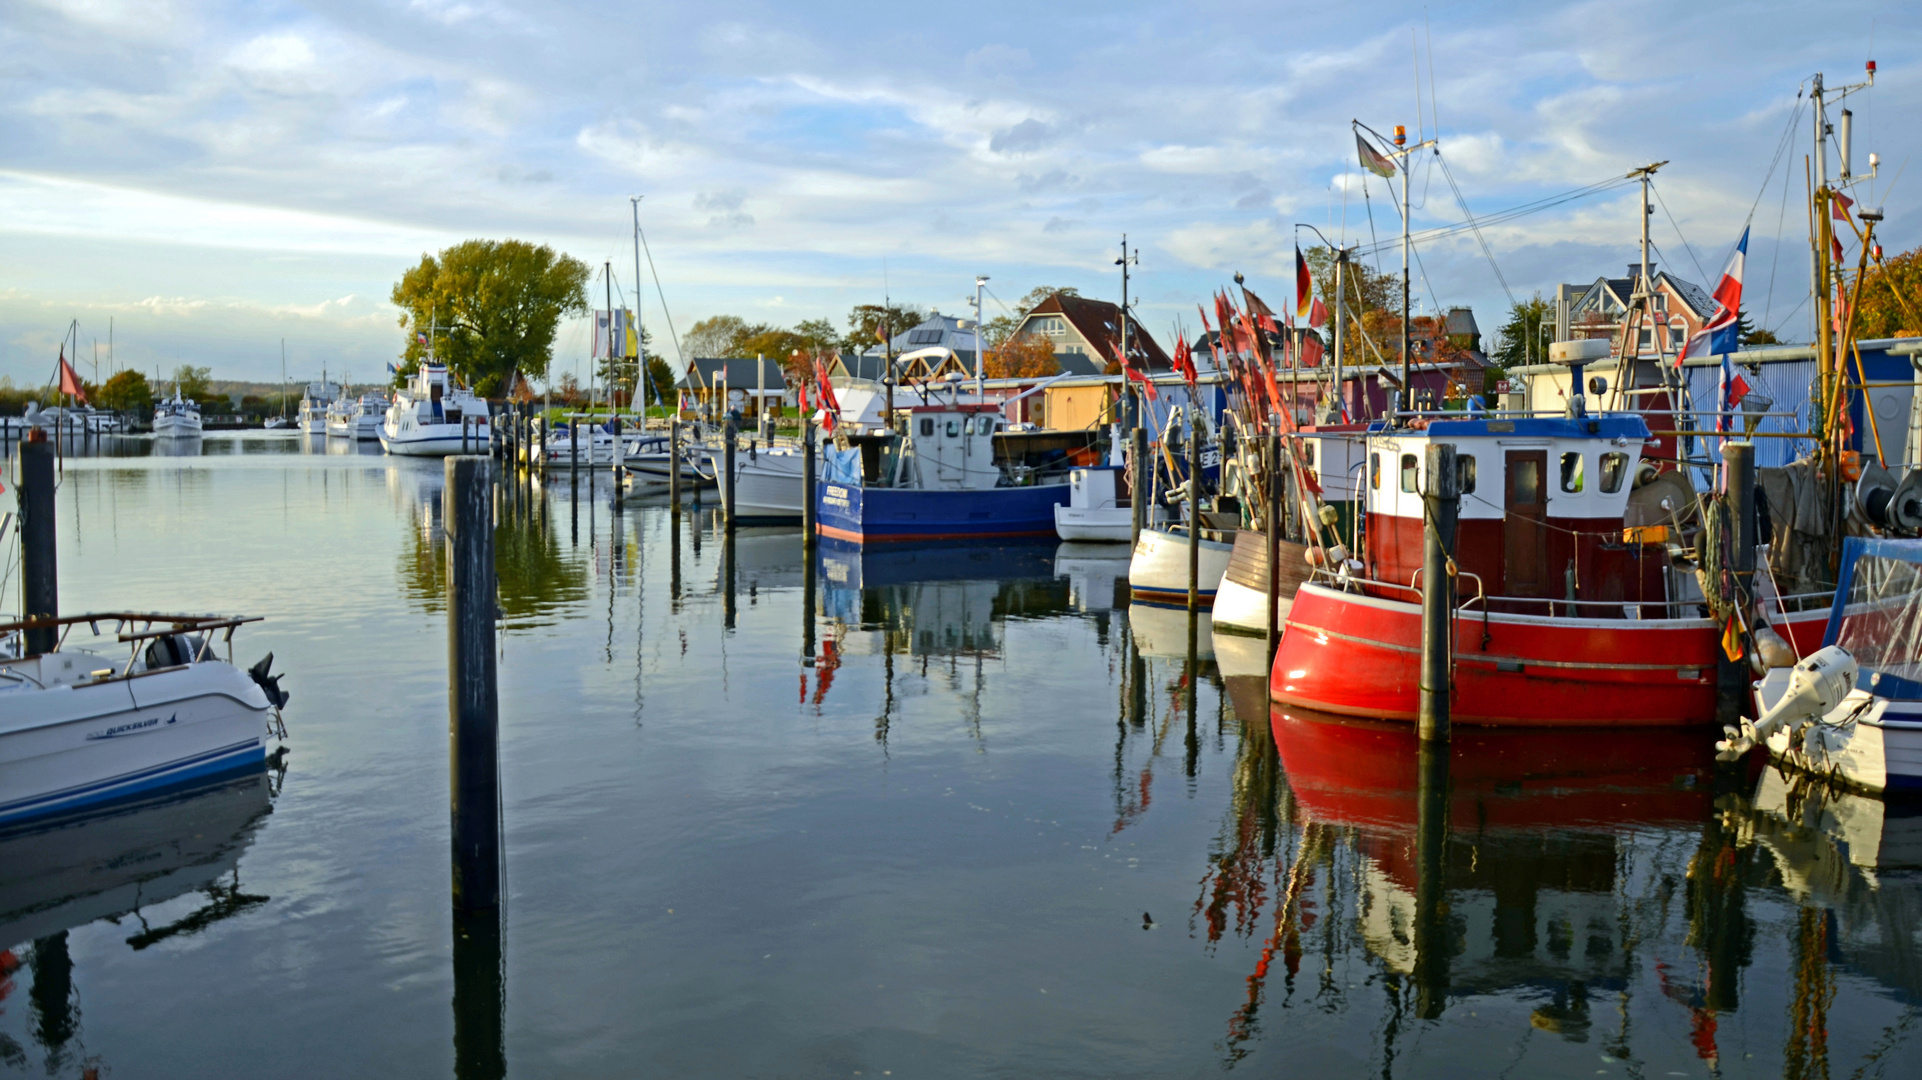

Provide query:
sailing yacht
left=152, top=388, right=202, bottom=437
left=379, top=363, right=490, bottom=456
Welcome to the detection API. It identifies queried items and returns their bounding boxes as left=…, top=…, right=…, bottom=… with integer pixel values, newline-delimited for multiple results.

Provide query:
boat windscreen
left=1831, top=551, right=1922, bottom=695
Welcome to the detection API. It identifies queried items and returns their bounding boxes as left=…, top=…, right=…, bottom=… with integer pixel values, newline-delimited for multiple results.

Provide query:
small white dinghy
left=1054, top=466, right=1161, bottom=542
left=0, top=614, right=289, bottom=827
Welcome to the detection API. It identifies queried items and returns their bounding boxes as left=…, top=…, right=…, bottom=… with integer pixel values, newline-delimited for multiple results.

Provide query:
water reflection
left=0, top=773, right=273, bottom=1073
left=393, top=465, right=589, bottom=626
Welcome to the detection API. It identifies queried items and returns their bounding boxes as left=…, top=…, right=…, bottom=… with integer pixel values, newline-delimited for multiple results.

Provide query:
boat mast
left=1377, top=123, right=1435, bottom=417
left=632, top=196, right=649, bottom=416
left=974, top=275, right=988, bottom=401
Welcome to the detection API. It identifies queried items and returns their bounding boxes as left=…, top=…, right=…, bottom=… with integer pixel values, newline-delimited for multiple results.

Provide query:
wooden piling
left=1412, top=738, right=1451, bottom=1017
left=1418, top=442, right=1459, bottom=742
left=1186, top=419, right=1201, bottom=613
left=445, top=455, right=500, bottom=913
left=801, top=417, right=817, bottom=547
left=722, top=418, right=737, bottom=533
left=19, top=431, right=57, bottom=657
left=668, top=420, right=682, bottom=513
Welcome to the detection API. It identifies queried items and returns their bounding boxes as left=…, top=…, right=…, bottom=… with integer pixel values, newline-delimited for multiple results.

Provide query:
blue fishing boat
left=814, top=399, right=1070, bottom=543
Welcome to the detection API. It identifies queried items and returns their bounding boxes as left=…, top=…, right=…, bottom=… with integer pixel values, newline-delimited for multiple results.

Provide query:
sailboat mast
left=632, top=196, right=648, bottom=414
left=1399, top=125, right=1411, bottom=403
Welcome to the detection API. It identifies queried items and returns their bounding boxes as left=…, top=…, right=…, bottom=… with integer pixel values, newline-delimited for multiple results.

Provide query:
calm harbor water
left=0, top=433, right=1916, bottom=1078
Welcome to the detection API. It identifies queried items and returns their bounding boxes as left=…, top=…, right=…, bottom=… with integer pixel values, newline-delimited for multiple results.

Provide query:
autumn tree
left=1301, top=247, right=1400, bottom=369
left=984, top=335, right=1061, bottom=378
left=1855, top=245, right=1922, bottom=339
left=171, top=364, right=213, bottom=404
left=96, top=369, right=153, bottom=412
left=683, top=315, right=754, bottom=358
left=390, top=239, right=591, bottom=393
left=845, top=303, right=925, bottom=352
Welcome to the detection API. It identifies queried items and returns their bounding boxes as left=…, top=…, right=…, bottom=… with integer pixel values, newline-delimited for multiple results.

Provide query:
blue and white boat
left=0, top=614, right=288, bottom=827
left=814, top=397, right=1069, bottom=543
left=379, top=363, right=491, bottom=457
left=1736, top=537, right=1922, bottom=794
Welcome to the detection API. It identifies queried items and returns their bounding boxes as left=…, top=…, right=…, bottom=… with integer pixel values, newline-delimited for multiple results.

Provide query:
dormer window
left=1654, top=293, right=1667, bottom=313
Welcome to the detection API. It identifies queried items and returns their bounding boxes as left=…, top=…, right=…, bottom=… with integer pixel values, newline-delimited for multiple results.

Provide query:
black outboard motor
left=248, top=653, right=291, bottom=709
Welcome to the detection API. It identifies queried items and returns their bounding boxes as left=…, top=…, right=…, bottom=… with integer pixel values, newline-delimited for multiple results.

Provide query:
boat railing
left=1323, top=566, right=1702, bottom=622
left=0, top=612, right=261, bottom=667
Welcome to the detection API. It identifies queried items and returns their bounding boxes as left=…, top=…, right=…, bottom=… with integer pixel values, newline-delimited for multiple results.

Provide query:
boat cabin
left=398, top=364, right=468, bottom=427
left=896, top=403, right=1005, bottom=491
left=1362, top=415, right=1667, bottom=615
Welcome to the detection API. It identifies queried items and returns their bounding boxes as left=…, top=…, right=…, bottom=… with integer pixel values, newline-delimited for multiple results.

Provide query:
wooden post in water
left=1186, top=415, right=1201, bottom=613
left=445, top=455, right=500, bottom=913
left=1265, top=432, right=1283, bottom=662
left=19, top=431, right=58, bottom=657
left=801, top=416, right=817, bottom=548
left=668, top=419, right=681, bottom=513
left=722, top=418, right=737, bottom=533
left=1419, top=443, right=1459, bottom=742
left=568, top=416, right=579, bottom=483
left=1719, top=441, right=1757, bottom=726
left=452, top=907, right=506, bottom=1080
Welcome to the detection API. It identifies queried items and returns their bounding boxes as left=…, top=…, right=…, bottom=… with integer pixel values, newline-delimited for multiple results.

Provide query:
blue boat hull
left=816, top=482, right=1070, bottom=543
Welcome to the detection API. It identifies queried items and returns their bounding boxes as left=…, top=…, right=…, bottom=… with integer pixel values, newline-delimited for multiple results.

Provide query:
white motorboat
left=543, top=422, right=620, bottom=465
left=264, top=416, right=293, bottom=430
left=152, top=390, right=203, bottom=437
left=378, top=363, right=491, bottom=457
left=1054, top=465, right=1163, bottom=542
left=625, top=429, right=715, bottom=486
left=1127, top=524, right=1233, bottom=609
left=713, top=439, right=808, bottom=523
left=0, top=614, right=288, bottom=827
left=1725, top=538, right=1922, bottom=795
left=297, top=379, right=342, bottom=434
left=327, top=393, right=386, bottom=440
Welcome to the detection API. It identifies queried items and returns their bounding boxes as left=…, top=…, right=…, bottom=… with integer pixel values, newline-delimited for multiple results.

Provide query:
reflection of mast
left=1784, top=908, right=1835, bottom=1080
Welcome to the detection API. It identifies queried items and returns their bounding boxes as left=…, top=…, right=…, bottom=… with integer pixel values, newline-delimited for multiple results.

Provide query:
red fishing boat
left=1269, top=412, right=1831, bottom=725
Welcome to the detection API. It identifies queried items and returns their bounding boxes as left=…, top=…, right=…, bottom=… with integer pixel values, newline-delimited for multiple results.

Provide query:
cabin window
left=945, top=419, right=961, bottom=438
left=1370, top=453, right=1381, bottom=490
left=1560, top=451, right=1584, bottom=493
left=1302, top=441, right=1316, bottom=468
left=1600, top=452, right=1628, bottom=493
left=1400, top=453, right=1418, bottom=493
left=976, top=416, right=994, bottom=435
left=1458, top=454, right=1476, bottom=494
left=920, top=418, right=934, bottom=437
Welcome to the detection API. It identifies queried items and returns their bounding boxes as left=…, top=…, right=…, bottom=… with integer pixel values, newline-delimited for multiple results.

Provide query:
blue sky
left=1, top=0, right=1915, bottom=387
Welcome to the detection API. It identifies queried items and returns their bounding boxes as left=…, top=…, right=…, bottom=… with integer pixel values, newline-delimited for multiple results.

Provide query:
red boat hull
left=1270, top=582, right=1830, bottom=726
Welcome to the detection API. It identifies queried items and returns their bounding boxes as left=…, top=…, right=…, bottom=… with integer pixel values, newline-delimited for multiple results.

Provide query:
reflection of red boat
left=1271, top=706, right=1716, bottom=838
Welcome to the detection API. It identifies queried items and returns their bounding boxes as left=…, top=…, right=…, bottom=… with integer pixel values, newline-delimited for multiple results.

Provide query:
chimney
left=1629, top=262, right=1655, bottom=279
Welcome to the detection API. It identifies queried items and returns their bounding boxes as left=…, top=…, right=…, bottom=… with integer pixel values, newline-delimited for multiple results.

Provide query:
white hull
left=1053, top=505, right=1135, bottom=542
left=1752, top=672, right=1922, bottom=794
left=1211, top=629, right=1270, bottom=680
left=1127, top=603, right=1215, bottom=660
left=0, top=659, right=270, bottom=826
left=328, top=415, right=382, bottom=440
left=379, top=424, right=492, bottom=457
left=625, top=452, right=710, bottom=485
left=152, top=416, right=202, bottom=438
left=1212, top=575, right=1292, bottom=636
left=716, top=449, right=807, bottom=521
left=1127, top=526, right=1234, bottom=609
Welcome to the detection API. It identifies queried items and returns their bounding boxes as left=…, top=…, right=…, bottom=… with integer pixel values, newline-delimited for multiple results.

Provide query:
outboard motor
left=249, top=652, right=291, bottom=709
left=1717, top=645, right=1857, bottom=760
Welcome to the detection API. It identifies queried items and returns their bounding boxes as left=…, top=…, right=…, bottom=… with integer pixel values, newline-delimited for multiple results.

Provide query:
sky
left=1, top=0, right=1916, bottom=388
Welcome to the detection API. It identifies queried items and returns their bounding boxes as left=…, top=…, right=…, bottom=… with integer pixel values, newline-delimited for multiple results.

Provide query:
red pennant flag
left=58, top=348, right=88, bottom=404
left=1299, top=333, right=1325, bottom=368
left=1832, top=192, right=1854, bottom=221
left=1112, top=342, right=1157, bottom=400
left=1308, top=297, right=1329, bottom=330
left=813, top=360, right=841, bottom=413
left=1172, top=334, right=1197, bottom=389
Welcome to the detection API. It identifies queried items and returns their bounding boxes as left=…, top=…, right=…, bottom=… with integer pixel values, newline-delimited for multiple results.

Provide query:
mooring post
left=569, top=416, right=579, bottom=484
left=445, top=455, right=500, bottom=913
left=1718, top=441, right=1757, bottom=726
left=722, top=418, right=737, bottom=533
left=452, top=907, right=506, bottom=1080
left=1186, top=416, right=1201, bottom=613
left=1266, top=431, right=1283, bottom=662
left=19, top=431, right=58, bottom=657
left=668, top=419, right=682, bottom=513
left=1412, top=737, right=1451, bottom=1018
left=1130, top=424, right=1147, bottom=548
left=801, top=417, right=817, bottom=548
left=1419, top=442, right=1459, bottom=742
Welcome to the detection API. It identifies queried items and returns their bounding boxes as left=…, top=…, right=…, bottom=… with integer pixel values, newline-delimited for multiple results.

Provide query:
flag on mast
left=1356, top=131, right=1397, bottom=178
left=1680, top=227, right=1748, bottom=361
left=1294, top=248, right=1312, bottom=321
left=57, top=347, right=88, bottom=404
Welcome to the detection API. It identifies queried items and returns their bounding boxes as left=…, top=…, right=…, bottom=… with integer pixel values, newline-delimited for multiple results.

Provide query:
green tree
left=391, top=239, right=591, bottom=390
left=1853, top=245, right=1922, bottom=339
left=595, top=325, right=655, bottom=405
left=683, top=315, right=756, bottom=359
left=1493, top=293, right=1554, bottom=369
left=95, top=370, right=153, bottom=413
left=171, top=364, right=212, bottom=403
left=845, top=303, right=925, bottom=352
left=645, top=358, right=677, bottom=406
left=1736, top=309, right=1781, bottom=346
